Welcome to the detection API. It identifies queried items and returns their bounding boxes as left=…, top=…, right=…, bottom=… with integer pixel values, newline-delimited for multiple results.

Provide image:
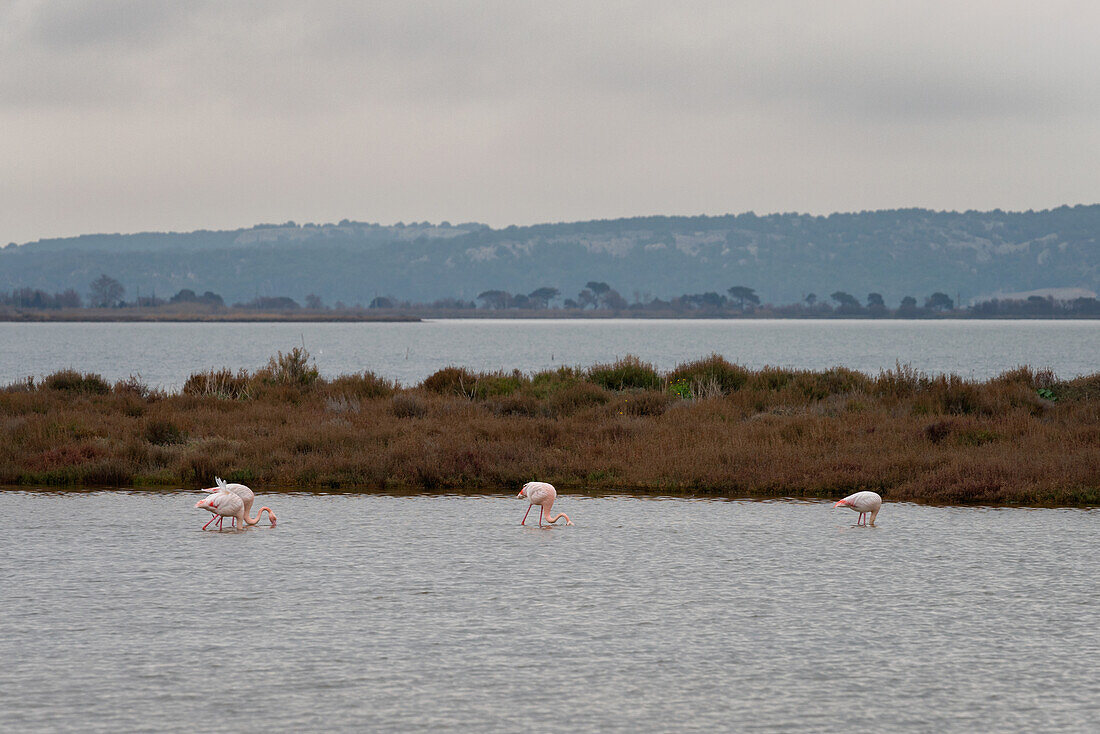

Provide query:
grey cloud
left=1, top=1, right=1098, bottom=244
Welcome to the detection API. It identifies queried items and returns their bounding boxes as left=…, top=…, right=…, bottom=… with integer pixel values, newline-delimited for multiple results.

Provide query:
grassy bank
left=2, top=350, right=1098, bottom=505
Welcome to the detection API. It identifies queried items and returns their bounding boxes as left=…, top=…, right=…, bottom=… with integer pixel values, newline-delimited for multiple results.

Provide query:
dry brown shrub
left=391, top=393, right=428, bottom=418
left=183, top=369, right=253, bottom=399
left=325, top=372, right=396, bottom=399
left=549, top=381, right=610, bottom=415
left=112, top=374, right=149, bottom=398
left=486, top=393, right=543, bottom=417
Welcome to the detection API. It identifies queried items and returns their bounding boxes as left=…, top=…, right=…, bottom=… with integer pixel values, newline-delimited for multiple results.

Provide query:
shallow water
left=2, top=318, right=1099, bottom=388
left=1, top=491, right=1097, bottom=732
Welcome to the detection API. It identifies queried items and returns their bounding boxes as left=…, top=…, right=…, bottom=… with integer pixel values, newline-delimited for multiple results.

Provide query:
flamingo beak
left=833, top=500, right=847, bottom=508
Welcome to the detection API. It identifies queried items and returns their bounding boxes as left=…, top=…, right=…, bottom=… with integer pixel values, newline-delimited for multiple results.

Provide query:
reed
left=1, top=353, right=1097, bottom=505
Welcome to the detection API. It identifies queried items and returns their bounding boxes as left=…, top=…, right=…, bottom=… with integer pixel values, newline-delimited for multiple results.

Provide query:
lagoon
left=2, top=318, right=1099, bottom=389
left=1, top=491, right=1097, bottom=732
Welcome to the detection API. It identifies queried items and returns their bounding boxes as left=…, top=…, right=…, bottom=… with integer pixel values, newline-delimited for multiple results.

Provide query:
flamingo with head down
left=200, top=477, right=255, bottom=529
left=518, top=481, right=572, bottom=526
left=833, top=491, right=882, bottom=526
left=196, top=485, right=277, bottom=530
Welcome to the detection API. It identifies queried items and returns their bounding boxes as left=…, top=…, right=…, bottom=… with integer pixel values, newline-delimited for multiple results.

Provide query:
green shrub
left=587, top=355, right=661, bottom=391
left=420, top=367, right=523, bottom=399
left=261, top=347, right=319, bottom=387
left=43, top=369, right=110, bottom=395
left=667, top=354, right=750, bottom=396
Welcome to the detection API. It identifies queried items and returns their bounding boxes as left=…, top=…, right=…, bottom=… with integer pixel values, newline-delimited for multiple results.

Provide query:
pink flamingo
left=833, top=491, right=882, bottom=526
left=200, top=477, right=255, bottom=529
left=518, top=481, right=573, bottom=526
left=196, top=490, right=277, bottom=530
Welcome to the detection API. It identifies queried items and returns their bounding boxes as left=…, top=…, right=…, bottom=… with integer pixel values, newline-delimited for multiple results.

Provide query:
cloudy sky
left=2, top=1, right=1098, bottom=243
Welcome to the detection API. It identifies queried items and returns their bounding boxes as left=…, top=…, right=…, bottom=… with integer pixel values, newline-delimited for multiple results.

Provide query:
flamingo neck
left=244, top=507, right=276, bottom=526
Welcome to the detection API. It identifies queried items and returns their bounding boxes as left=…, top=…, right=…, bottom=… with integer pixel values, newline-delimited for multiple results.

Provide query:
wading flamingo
left=201, top=477, right=255, bottom=529
left=518, top=482, right=572, bottom=527
left=833, top=491, right=882, bottom=526
left=196, top=490, right=277, bottom=530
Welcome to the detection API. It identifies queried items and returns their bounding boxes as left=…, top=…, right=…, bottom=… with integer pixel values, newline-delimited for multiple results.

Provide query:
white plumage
left=833, top=491, right=882, bottom=525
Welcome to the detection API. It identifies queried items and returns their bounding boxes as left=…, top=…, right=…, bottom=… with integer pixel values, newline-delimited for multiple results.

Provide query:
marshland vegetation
left=2, top=349, right=1098, bottom=504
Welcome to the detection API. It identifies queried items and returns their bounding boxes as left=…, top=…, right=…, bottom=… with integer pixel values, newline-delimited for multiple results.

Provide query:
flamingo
left=518, top=481, right=572, bottom=526
left=201, top=477, right=255, bottom=529
left=196, top=489, right=277, bottom=530
left=833, top=491, right=882, bottom=526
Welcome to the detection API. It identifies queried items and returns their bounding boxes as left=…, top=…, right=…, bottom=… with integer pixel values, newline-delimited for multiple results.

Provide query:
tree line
left=3, top=274, right=1099, bottom=317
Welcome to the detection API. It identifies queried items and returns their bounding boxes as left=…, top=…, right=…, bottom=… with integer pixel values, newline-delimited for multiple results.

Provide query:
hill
left=3, top=207, right=1099, bottom=306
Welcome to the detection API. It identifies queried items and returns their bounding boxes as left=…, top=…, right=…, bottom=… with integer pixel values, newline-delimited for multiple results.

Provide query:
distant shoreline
left=2, top=308, right=1099, bottom=323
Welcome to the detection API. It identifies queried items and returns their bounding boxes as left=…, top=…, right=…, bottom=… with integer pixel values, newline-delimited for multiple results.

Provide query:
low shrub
left=549, top=381, right=610, bottom=414
left=183, top=368, right=253, bottom=399
left=145, top=418, right=185, bottom=445
left=421, top=367, right=482, bottom=397
left=113, top=374, right=149, bottom=398
left=43, top=369, right=110, bottom=395
left=614, top=390, right=673, bottom=417
left=924, top=420, right=955, bottom=443
left=487, top=393, right=543, bottom=417
left=667, top=354, right=750, bottom=396
left=391, top=393, right=429, bottom=418
left=751, top=367, right=795, bottom=392
left=326, top=371, right=396, bottom=399
left=587, top=355, right=661, bottom=391
left=260, top=347, right=319, bottom=387
left=792, top=367, right=871, bottom=400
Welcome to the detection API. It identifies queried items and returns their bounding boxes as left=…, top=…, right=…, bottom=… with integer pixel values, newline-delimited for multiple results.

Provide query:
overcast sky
left=2, top=0, right=1098, bottom=243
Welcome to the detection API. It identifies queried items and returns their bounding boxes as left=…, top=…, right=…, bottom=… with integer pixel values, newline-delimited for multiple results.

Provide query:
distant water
left=1, top=319, right=1098, bottom=389
left=1, top=491, right=1097, bottom=733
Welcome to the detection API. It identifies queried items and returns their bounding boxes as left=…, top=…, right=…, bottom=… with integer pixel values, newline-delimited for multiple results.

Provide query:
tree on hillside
left=56, top=289, right=83, bottom=308
left=897, top=296, right=920, bottom=316
left=727, top=286, right=760, bottom=312
left=804, top=293, right=817, bottom=307
left=585, top=281, right=612, bottom=308
left=477, top=290, right=512, bottom=309
left=170, top=289, right=198, bottom=303
left=867, top=292, right=888, bottom=316
left=603, top=289, right=628, bottom=310
left=88, top=274, right=124, bottom=308
left=585, top=281, right=610, bottom=298
left=577, top=288, right=598, bottom=309
left=304, top=294, right=325, bottom=310
left=925, top=292, right=954, bottom=311
left=528, top=287, right=560, bottom=309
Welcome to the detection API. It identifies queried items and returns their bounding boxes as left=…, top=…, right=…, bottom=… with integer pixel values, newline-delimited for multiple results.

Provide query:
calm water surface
left=1, top=492, right=1097, bottom=733
left=1, top=319, right=1098, bottom=388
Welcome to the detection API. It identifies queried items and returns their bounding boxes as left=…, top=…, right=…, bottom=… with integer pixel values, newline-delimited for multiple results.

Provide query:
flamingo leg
left=539, top=506, right=544, bottom=527
left=521, top=505, right=533, bottom=525
left=217, top=516, right=224, bottom=530
left=203, top=515, right=217, bottom=530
